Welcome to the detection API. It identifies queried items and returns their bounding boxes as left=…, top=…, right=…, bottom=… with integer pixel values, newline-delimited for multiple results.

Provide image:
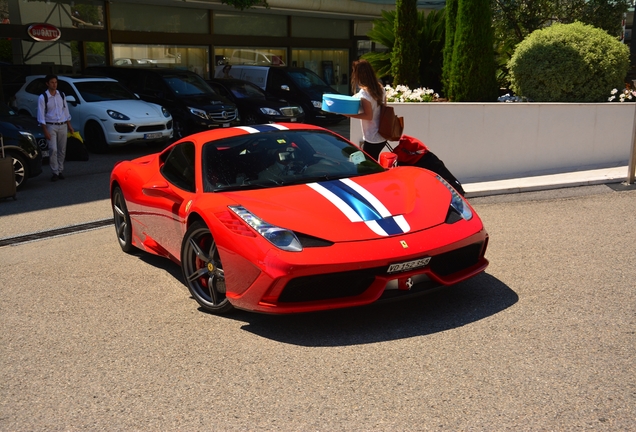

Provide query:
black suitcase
left=0, top=134, right=17, bottom=200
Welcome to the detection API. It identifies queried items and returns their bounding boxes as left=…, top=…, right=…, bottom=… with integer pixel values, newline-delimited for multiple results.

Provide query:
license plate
left=387, top=257, right=431, bottom=274
left=144, top=133, right=162, bottom=139
left=290, top=118, right=297, bottom=122
left=42, top=150, right=49, bottom=158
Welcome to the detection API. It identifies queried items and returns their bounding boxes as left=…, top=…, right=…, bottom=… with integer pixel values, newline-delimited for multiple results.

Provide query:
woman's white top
left=354, top=87, right=386, bottom=144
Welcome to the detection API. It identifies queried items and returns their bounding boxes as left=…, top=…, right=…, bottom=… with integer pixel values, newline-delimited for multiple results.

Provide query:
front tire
left=181, top=221, right=233, bottom=314
left=7, top=151, right=29, bottom=190
left=112, top=186, right=135, bottom=253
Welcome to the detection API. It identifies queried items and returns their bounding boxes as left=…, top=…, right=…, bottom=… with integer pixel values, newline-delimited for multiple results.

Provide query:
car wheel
left=181, top=221, right=233, bottom=314
left=84, top=122, right=109, bottom=154
left=173, top=118, right=186, bottom=140
left=111, top=186, right=135, bottom=254
left=7, top=151, right=29, bottom=190
left=244, top=112, right=258, bottom=125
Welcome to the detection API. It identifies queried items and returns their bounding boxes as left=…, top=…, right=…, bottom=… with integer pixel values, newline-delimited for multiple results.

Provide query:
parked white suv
left=14, top=75, right=173, bottom=153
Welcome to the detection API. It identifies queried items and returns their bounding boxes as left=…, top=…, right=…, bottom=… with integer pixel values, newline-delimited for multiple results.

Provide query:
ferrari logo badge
left=400, top=240, right=408, bottom=248
left=207, top=263, right=214, bottom=272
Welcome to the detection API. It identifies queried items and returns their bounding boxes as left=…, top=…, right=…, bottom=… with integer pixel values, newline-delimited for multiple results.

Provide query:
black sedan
left=207, top=78, right=305, bottom=125
left=1, top=104, right=48, bottom=160
left=0, top=120, right=43, bottom=189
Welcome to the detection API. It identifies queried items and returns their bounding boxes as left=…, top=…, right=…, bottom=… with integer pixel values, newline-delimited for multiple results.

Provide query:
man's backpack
left=42, top=91, right=66, bottom=114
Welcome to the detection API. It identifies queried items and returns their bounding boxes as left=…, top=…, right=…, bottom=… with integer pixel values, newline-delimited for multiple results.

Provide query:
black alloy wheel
left=181, top=221, right=233, bottom=314
left=111, top=186, right=135, bottom=253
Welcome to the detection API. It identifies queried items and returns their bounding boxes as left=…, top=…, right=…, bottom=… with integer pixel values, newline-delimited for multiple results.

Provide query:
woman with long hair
left=344, top=59, right=387, bottom=160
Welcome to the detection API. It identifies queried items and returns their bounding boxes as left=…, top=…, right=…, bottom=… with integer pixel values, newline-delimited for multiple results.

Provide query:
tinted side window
left=268, top=68, right=290, bottom=92
left=160, top=142, right=196, bottom=192
left=25, top=79, right=46, bottom=96
left=57, top=81, right=78, bottom=99
left=142, top=74, right=167, bottom=95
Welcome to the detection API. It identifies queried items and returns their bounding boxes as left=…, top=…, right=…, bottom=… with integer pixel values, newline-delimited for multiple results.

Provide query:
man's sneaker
left=51, top=174, right=59, bottom=182
left=58, top=173, right=65, bottom=180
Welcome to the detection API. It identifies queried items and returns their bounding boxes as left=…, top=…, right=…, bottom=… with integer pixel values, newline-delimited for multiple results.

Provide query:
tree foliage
left=391, top=0, right=420, bottom=88
left=508, top=22, right=630, bottom=102
left=363, top=9, right=445, bottom=91
left=448, top=0, right=499, bottom=101
left=492, top=0, right=629, bottom=89
left=442, top=0, right=458, bottom=98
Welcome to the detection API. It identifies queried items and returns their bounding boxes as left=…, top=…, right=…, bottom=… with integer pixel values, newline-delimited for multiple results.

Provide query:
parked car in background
left=0, top=120, right=42, bottom=189
left=14, top=75, right=173, bottom=153
left=86, top=67, right=240, bottom=140
left=1, top=103, right=48, bottom=159
left=218, top=65, right=344, bottom=125
left=206, top=78, right=304, bottom=125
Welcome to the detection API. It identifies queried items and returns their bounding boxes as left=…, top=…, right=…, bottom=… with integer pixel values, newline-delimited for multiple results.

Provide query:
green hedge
left=508, top=22, right=630, bottom=102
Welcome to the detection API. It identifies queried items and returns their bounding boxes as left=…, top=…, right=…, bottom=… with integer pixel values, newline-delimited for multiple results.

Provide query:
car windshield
left=74, top=81, right=137, bottom=102
left=164, top=73, right=216, bottom=96
left=288, top=69, right=330, bottom=89
left=202, top=129, right=384, bottom=192
left=228, top=82, right=266, bottom=100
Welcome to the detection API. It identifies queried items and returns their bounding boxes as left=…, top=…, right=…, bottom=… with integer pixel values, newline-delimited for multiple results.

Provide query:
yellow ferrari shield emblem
left=207, top=262, right=214, bottom=272
left=400, top=240, right=408, bottom=248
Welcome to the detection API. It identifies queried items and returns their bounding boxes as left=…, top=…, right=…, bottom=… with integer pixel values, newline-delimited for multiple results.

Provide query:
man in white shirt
left=37, top=75, right=74, bottom=182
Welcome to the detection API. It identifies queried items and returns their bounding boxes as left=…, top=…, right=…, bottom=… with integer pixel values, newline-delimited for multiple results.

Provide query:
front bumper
left=223, top=220, right=489, bottom=314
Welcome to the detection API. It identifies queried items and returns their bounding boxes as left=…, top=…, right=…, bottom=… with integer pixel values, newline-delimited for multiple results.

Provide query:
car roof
left=26, top=75, right=118, bottom=83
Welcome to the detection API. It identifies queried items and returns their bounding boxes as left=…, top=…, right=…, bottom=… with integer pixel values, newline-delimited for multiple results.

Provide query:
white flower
left=608, top=95, right=616, bottom=101
left=611, top=88, right=618, bottom=94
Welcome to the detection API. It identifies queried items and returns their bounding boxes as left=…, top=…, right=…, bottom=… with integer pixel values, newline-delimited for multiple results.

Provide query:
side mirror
left=65, top=95, right=78, bottom=106
left=379, top=152, right=398, bottom=169
left=142, top=180, right=183, bottom=203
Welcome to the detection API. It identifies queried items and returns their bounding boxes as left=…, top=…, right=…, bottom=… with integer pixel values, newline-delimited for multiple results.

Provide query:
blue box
left=321, top=94, right=360, bottom=115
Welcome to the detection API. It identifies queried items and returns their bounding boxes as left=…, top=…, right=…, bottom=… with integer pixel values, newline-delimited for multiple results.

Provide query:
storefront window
left=214, top=47, right=287, bottom=67
left=112, top=44, right=209, bottom=77
left=110, top=3, right=208, bottom=33
left=70, top=41, right=105, bottom=72
left=0, top=0, right=103, bottom=28
left=213, top=12, right=286, bottom=37
left=291, top=49, right=349, bottom=93
left=291, top=17, right=349, bottom=39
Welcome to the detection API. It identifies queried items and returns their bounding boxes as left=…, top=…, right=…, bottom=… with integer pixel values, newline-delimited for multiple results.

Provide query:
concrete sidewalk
left=464, top=166, right=632, bottom=197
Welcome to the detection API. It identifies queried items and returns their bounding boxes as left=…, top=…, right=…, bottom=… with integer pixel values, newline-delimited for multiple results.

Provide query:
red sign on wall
left=27, top=23, right=61, bottom=42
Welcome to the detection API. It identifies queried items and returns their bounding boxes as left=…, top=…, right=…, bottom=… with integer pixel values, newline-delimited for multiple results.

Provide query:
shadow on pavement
left=234, top=273, right=517, bottom=346
left=129, top=244, right=514, bottom=346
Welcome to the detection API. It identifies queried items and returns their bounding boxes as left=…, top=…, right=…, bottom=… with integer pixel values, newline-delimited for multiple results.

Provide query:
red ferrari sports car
left=110, top=123, right=488, bottom=314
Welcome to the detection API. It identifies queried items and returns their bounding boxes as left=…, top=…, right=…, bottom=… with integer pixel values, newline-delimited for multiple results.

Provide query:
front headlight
left=19, top=131, right=37, bottom=146
left=437, top=175, right=472, bottom=221
left=161, top=107, right=171, bottom=118
left=229, top=205, right=302, bottom=252
left=312, top=100, right=322, bottom=108
left=107, top=110, right=130, bottom=120
left=259, top=107, right=281, bottom=116
left=188, top=106, right=208, bottom=120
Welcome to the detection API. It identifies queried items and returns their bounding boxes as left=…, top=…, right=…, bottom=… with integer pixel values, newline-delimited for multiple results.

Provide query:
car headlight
left=107, top=110, right=130, bottom=120
left=259, top=107, right=281, bottom=116
left=297, top=106, right=304, bottom=114
left=229, top=205, right=302, bottom=252
left=437, top=175, right=472, bottom=221
left=312, top=100, right=322, bottom=108
left=19, top=131, right=37, bottom=146
left=188, top=106, right=209, bottom=120
left=161, top=107, right=171, bottom=118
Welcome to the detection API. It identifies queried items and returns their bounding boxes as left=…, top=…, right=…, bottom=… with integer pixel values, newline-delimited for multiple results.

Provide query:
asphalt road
left=1, top=130, right=635, bottom=431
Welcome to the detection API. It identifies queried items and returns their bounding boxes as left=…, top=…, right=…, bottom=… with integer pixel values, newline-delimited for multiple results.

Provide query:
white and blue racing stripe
left=308, top=179, right=410, bottom=237
left=236, top=124, right=289, bottom=134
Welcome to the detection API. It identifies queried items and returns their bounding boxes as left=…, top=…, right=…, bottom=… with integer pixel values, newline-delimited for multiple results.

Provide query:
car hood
left=236, top=97, right=298, bottom=110
left=0, top=115, right=44, bottom=138
left=89, top=100, right=168, bottom=120
left=218, top=167, right=455, bottom=242
left=177, top=94, right=236, bottom=111
left=303, top=86, right=338, bottom=101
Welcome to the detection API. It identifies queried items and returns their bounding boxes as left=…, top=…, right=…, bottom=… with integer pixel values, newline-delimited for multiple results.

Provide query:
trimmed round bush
left=508, top=22, right=630, bottom=102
